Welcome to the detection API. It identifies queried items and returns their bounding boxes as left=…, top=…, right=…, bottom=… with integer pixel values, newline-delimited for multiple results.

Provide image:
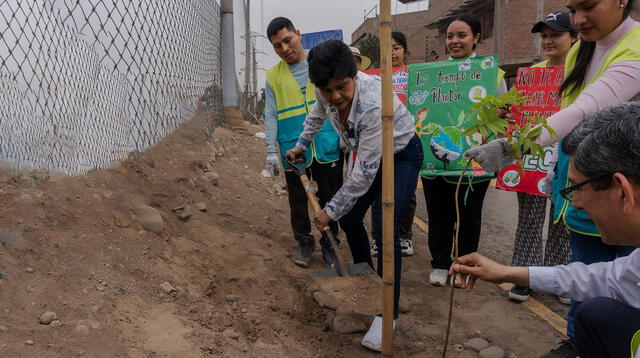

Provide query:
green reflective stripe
left=631, top=330, right=640, bottom=358
left=562, top=216, right=601, bottom=236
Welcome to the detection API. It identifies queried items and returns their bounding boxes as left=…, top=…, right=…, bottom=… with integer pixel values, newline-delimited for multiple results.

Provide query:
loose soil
left=0, top=111, right=564, bottom=357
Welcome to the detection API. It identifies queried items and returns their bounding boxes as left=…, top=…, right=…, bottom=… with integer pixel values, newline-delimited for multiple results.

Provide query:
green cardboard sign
left=407, top=56, right=499, bottom=178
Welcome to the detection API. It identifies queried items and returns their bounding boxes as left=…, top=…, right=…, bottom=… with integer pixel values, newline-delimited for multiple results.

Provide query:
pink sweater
left=537, top=16, right=640, bottom=146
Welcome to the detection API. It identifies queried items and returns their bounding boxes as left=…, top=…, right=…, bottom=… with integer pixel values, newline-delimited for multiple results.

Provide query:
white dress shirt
left=529, top=248, right=640, bottom=309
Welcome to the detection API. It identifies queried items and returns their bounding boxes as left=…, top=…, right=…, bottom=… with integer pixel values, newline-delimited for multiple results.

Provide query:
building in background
left=352, top=0, right=640, bottom=84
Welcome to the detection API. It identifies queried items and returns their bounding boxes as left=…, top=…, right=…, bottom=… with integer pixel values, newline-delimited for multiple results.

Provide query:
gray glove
left=462, top=138, right=515, bottom=172
left=266, top=152, right=280, bottom=177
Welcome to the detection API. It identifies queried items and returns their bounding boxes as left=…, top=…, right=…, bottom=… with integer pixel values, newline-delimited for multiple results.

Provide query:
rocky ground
left=0, top=111, right=566, bottom=357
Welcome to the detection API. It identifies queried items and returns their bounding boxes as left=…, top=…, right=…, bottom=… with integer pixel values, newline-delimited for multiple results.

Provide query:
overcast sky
left=231, top=0, right=429, bottom=91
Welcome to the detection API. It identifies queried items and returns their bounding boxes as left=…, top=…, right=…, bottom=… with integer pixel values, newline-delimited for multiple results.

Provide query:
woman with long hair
left=422, top=13, right=507, bottom=287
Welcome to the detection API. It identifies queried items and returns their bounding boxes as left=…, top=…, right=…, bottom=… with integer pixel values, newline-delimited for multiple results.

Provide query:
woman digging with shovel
left=286, top=39, right=422, bottom=352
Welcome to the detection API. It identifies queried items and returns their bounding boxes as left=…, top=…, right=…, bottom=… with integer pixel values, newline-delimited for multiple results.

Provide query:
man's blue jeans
left=566, top=230, right=636, bottom=337
left=339, top=135, right=423, bottom=319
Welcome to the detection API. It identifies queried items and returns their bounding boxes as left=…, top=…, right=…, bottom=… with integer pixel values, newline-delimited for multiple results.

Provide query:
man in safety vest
left=452, top=102, right=640, bottom=358
left=264, top=17, right=343, bottom=268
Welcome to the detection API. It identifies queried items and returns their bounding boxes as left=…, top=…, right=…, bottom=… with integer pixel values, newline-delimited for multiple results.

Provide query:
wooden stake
left=379, top=0, right=394, bottom=356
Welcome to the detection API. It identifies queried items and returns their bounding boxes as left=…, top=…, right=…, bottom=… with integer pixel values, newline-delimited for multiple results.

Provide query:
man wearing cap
left=264, top=17, right=343, bottom=268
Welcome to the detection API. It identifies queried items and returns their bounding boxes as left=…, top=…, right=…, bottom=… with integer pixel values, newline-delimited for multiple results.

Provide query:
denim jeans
left=574, top=297, right=640, bottom=358
left=339, top=135, right=423, bottom=319
left=566, top=230, right=636, bottom=337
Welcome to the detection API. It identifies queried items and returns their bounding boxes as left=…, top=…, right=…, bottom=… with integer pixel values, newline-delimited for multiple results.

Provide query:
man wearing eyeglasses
left=450, top=102, right=640, bottom=358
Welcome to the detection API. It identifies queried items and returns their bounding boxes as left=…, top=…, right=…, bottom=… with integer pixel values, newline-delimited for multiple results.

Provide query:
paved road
left=412, top=181, right=571, bottom=319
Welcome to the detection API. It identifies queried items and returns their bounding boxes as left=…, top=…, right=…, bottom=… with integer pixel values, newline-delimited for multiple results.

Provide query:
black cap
left=531, top=11, right=577, bottom=35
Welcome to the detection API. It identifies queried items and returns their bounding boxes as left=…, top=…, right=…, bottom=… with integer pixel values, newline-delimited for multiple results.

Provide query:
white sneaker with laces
left=428, top=269, right=449, bottom=286
left=361, top=316, right=396, bottom=352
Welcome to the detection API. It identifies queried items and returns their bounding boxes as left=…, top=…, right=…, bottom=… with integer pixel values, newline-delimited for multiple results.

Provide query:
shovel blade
left=312, top=262, right=376, bottom=278
left=349, top=262, right=376, bottom=276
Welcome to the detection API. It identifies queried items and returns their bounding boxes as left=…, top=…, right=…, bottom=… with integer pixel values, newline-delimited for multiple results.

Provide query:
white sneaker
left=400, top=238, right=414, bottom=256
left=370, top=241, right=379, bottom=257
left=558, top=295, right=571, bottom=305
left=361, top=316, right=396, bottom=352
left=428, top=269, right=449, bottom=286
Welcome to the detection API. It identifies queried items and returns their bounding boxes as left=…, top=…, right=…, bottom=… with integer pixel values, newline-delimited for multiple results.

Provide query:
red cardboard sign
left=496, top=67, right=564, bottom=196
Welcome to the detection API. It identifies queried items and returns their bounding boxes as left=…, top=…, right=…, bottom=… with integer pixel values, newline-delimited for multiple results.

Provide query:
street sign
left=301, top=30, right=343, bottom=50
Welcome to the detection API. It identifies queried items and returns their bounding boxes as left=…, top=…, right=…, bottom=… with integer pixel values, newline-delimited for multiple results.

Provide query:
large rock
left=159, top=282, right=176, bottom=294
left=465, top=337, right=490, bottom=352
left=203, top=172, right=220, bottom=186
left=335, top=306, right=371, bottom=326
left=479, top=346, right=506, bottom=358
left=313, top=291, right=340, bottom=311
left=39, top=311, right=57, bottom=325
left=74, top=325, right=90, bottom=336
left=332, top=313, right=367, bottom=334
left=132, top=204, right=164, bottom=234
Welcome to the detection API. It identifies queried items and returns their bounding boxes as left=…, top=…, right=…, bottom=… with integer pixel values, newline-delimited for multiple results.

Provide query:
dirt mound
left=0, top=113, right=379, bottom=358
left=0, top=112, right=564, bottom=358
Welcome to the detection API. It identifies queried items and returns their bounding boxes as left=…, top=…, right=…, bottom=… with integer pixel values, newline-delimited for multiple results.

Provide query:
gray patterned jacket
left=296, top=72, right=415, bottom=220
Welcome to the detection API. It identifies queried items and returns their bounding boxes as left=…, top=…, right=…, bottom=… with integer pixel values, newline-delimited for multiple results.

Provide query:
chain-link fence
left=0, top=0, right=223, bottom=175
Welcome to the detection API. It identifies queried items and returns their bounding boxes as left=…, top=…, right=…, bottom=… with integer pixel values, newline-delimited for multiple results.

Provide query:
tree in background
left=357, top=34, right=380, bottom=69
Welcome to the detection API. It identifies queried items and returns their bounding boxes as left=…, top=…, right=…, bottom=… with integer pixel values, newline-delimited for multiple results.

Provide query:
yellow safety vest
left=266, top=60, right=340, bottom=170
left=552, top=25, right=640, bottom=235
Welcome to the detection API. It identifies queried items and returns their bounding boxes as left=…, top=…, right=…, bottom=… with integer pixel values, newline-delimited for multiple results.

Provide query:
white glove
left=266, top=152, right=280, bottom=177
left=462, top=138, right=515, bottom=172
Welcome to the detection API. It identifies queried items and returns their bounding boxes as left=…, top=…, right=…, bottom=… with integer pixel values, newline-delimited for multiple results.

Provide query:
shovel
left=284, top=154, right=373, bottom=278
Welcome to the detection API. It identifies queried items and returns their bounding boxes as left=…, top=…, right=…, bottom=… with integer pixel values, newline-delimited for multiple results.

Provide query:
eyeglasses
left=559, top=173, right=611, bottom=201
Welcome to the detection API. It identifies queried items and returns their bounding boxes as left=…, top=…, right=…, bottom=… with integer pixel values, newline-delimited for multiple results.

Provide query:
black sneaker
left=293, top=242, right=314, bottom=268
left=540, top=339, right=580, bottom=358
left=508, top=285, right=533, bottom=302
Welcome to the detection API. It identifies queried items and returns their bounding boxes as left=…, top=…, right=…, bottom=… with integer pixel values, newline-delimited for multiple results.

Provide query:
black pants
left=422, top=177, right=490, bottom=269
left=574, top=297, right=640, bottom=358
left=284, top=158, right=343, bottom=245
left=371, top=191, right=417, bottom=242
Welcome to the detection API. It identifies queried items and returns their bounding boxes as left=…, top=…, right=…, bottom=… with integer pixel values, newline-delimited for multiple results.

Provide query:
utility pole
left=244, top=0, right=251, bottom=117
left=221, top=0, right=237, bottom=107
